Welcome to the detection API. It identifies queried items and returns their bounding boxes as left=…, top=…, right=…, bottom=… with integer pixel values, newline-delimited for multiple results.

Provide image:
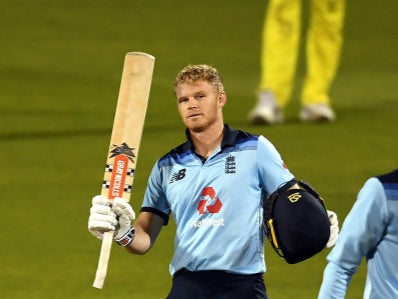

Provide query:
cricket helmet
left=263, top=180, right=330, bottom=264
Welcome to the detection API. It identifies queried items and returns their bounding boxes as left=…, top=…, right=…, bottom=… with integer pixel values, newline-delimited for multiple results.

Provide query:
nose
left=187, top=97, right=198, bottom=109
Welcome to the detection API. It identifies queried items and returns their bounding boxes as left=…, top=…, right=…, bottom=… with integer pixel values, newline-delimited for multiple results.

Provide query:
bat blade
left=92, top=52, right=155, bottom=289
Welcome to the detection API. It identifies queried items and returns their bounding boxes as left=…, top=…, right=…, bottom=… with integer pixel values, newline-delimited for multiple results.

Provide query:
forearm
left=318, top=262, right=353, bottom=299
left=125, top=226, right=153, bottom=254
left=124, top=211, right=163, bottom=254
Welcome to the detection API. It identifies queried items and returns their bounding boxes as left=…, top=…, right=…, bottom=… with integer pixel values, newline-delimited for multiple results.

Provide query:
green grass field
left=1, top=0, right=397, bottom=298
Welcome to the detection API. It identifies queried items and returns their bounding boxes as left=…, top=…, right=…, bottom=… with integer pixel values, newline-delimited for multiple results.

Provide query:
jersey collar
left=184, top=123, right=238, bottom=153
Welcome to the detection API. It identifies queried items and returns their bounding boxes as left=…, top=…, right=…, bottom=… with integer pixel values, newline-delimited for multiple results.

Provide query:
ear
left=218, top=92, right=227, bottom=108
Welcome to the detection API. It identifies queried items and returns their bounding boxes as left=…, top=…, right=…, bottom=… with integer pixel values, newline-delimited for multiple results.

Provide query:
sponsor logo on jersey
left=191, top=218, right=225, bottom=227
left=169, top=168, right=186, bottom=183
left=192, top=186, right=225, bottom=227
left=197, top=187, right=223, bottom=214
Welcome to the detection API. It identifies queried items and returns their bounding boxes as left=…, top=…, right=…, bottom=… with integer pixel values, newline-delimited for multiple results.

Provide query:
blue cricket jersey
left=318, top=169, right=398, bottom=299
left=141, top=124, right=294, bottom=276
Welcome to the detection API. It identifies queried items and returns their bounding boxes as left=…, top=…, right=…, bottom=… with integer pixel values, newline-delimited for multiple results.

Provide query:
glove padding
left=88, top=195, right=117, bottom=239
left=88, top=195, right=135, bottom=241
left=112, top=197, right=136, bottom=240
left=326, top=210, right=339, bottom=248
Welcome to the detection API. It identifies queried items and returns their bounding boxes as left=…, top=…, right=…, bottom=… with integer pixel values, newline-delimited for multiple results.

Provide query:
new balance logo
left=169, top=168, right=186, bottom=183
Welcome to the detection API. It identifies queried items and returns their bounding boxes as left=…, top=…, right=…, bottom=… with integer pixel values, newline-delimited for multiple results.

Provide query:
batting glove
left=112, top=197, right=136, bottom=246
left=88, top=195, right=118, bottom=239
left=326, top=210, right=339, bottom=248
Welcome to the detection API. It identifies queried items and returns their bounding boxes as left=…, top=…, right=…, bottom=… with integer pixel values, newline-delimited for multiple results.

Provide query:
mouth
left=187, top=113, right=202, bottom=119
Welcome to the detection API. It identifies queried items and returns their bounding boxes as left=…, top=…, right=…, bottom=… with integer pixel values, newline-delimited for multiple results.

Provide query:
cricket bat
left=92, top=52, right=155, bottom=289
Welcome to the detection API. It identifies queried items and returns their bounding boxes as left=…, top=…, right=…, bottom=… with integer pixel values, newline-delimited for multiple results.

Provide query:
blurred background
left=1, top=0, right=397, bottom=298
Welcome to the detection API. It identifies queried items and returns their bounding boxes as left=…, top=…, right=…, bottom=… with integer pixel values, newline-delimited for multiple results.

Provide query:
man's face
left=175, top=80, right=226, bottom=132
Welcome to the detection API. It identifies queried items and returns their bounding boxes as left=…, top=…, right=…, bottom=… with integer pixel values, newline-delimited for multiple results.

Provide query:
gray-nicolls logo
left=109, top=142, right=136, bottom=162
left=225, top=155, right=236, bottom=174
left=169, top=168, right=186, bottom=183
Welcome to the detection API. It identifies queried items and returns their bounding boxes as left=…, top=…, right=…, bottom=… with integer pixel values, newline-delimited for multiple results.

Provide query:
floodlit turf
left=1, top=0, right=397, bottom=298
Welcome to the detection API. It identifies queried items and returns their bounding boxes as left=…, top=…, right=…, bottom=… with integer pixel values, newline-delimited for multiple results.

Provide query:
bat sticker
left=109, top=142, right=136, bottom=162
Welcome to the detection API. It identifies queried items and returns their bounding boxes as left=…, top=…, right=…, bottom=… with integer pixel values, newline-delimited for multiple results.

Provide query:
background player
left=249, top=0, right=345, bottom=124
left=318, top=168, right=398, bottom=298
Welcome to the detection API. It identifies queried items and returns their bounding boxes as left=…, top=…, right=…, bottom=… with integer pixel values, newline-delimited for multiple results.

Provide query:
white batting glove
left=326, top=210, right=339, bottom=248
left=112, top=197, right=136, bottom=246
left=88, top=195, right=118, bottom=239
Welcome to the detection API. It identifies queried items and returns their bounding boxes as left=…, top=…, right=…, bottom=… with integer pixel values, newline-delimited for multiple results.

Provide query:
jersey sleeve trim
left=140, top=207, right=170, bottom=226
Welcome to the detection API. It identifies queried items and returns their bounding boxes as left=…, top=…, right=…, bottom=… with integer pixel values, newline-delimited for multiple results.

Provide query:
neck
left=190, top=121, right=224, bottom=159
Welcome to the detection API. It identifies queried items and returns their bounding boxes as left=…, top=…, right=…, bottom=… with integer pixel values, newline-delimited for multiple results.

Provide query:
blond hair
left=173, top=64, right=224, bottom=93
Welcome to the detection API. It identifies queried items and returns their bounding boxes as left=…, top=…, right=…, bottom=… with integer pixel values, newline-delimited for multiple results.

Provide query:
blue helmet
left=263, top=180, right=330, bottom=264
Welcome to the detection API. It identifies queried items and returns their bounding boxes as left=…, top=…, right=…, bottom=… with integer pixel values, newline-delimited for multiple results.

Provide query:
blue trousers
left=166, top=269, right=268, bottom=299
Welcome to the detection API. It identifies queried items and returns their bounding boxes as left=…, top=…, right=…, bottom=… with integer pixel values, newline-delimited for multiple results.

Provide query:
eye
left=178, top=97, right=188, bottom=104
left=195, top=93, right=206, bottom=100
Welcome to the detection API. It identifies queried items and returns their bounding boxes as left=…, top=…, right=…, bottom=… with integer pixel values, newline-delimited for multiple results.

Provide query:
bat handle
left=93, top=231, right=114, bottom=289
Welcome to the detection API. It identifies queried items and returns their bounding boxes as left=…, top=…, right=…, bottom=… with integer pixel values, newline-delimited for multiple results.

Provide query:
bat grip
left=93, top=231, right=113, bottom=289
